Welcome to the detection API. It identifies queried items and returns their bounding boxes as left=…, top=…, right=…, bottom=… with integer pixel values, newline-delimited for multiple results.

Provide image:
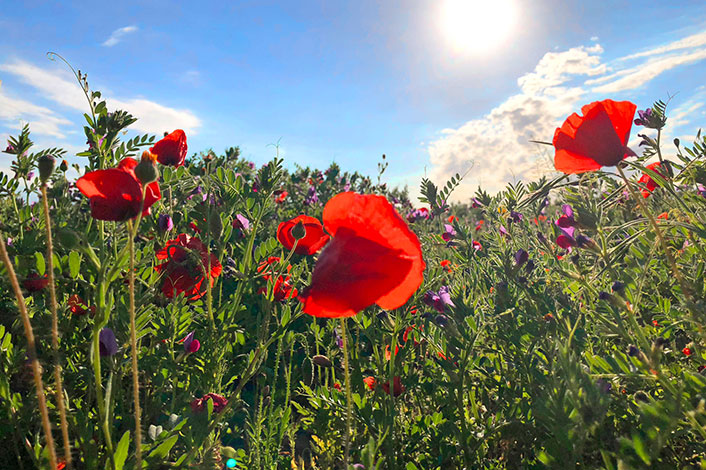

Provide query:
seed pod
left=135, top=151, right=159, bottom=184
left=37, top=155, right=56, bottom=183
left=291, top=220, right=306, bottom=240
left=312, top=355, right=332, bottom=368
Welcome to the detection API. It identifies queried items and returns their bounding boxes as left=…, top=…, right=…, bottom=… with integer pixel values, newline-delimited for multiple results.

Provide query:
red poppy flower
left=333, top=382, right=342, bottom=391
left=682, top=347, right=693, bottom=356
left=447, top=215, right=457, bottom=223
left=190, top=392, right=228, bottom=414
left=638, top=161, right=666, bottom=198
left=150, top=129, right=187, bottom=167
left=381, top=376, right=405, bottom=397
left=68, top=294, right=95, bottom=316
left=475, top=220, right=484, bottom=231
left=385, top=344, right=400, bottom=360
left=76, top=158, right=161, bottom=221
left=257, top=257, right=298, bottom=301
left=440, top=259, right=452, bottom=272
left=363, top=376, right=377, bottom=391
left=300, top=193, right=425, bottom=318
left=277, top=215, right=330, bottom=255
left=657, top=212, right=669, bottom=220
left=553, top=99, right=637, bottom=174
left=155, top=234, right=222, bottom=301
left=22, top=273, right=49, bottom=292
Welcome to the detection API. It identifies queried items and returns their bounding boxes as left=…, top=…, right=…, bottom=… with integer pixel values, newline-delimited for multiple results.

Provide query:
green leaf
left=114, top=430, right=130, bottom=470
left=69, top=251, right=81, bottom=279
left=34, top=252, right=45, bottom=276
left=148, top=435, right=178, bottom=460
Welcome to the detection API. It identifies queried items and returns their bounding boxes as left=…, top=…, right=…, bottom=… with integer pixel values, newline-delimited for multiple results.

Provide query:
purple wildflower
left=514, top=249, right=528, bottom=266
left=304, top=186, right=319, bottom=206
left=471, top=198, right=483, bottom=208
left=441, top=224, right=456, bottom=242
left=698, top=184, right=706, bottom=198
left=423, top=286, right=455, bottom=313
left=509, top=211, right=523, bottom=223
left=158, top=214, right=174, bottom=233
left=232, top=213, right=250, bottom=232
left=99, top=328, right=119, bottom=357
left=343, top=179, right=351, bottom=192
left=183, top=331, right=201, bottom=353
left=499, top=225, right=510, bottom=238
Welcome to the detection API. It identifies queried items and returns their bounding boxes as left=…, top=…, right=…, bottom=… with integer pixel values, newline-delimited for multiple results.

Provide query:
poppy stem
left=616, top=166, right=700, bottom=330
left=0, top=234, right=58, bottom=470
left=41, top=184, right=73, bottom=469
left=126, top=220, right=143, bottom=468
left=339, top=317, right=352, bottom=467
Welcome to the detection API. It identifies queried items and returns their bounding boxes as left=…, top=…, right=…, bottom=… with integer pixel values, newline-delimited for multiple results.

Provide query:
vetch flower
left=277, top=215, right=330, bottom=255
left=157, top=214, right=174, bottom=233
left=423, top=286, right=455, bottom=313
left=191, top=393, right=228, bottom=414
left=514, top=249, right=528, bottom=266
left=441, top=224, right=456, bottom=242
left=181, top=331, right=201, bottom=353
left=150, top=129, right=187, bottom=167
left=99, top=328, right=119, bottom=357
left=155, top=234, right=222, bottom=301
left=299, top=192, right=425, bottom=318
left=76, top=158, right=161, bottom=221
left=406, top=208, right=430, bottom=223
left=553, top=99, right=637, bottom=174
left=633, top=107, right=664, bottom=129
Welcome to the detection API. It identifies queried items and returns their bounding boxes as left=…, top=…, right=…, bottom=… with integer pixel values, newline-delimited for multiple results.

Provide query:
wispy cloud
left=0, top=59, right=202, bottom=136
left=0, top=87, right=72, bottom=138
left=426, top=29, right=706, bottom=200
left=102, top=25, right=138, bottom=47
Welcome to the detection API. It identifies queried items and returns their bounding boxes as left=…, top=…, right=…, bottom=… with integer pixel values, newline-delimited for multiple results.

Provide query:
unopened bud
left=37, top=155, right=55, bottom=183
left=312, top=355, right=332, bottom=367
left=291, top=221, right=307, bottom=240
left=135, top=151, right=159, bottom=184
left=60, top=159, right=69, bottom=172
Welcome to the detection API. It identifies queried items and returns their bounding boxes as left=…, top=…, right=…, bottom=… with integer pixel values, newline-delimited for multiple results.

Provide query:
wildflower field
left=1, top=75, right=706, bottom=470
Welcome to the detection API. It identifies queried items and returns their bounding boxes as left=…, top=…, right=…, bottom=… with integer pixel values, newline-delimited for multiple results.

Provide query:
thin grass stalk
left=127, top=219, right=142, bottom=468
left=0, top=234, right=58, bottom=469
left=41, top=184, right=72, bottom=469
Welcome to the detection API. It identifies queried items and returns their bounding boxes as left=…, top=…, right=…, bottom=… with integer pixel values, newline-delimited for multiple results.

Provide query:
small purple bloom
left=423, top=286, right=455, bottom=313
left=352, top=465, right=366, bottom=470
left=343, top=179, right=351, bottom=192
left=471, top=198, right=483, bottom=208
left=158, top=214, right=174, bottom=233
left=441, top=224, right=456, bottom=242
left=6, top=237, right=12, bottom=247
left=183, top=331, right=201, bottom=353
left=99, top=328, right=118, bottom=357
left=514, top=249, right=528, bottom=266
left=247, top=161, right=256, bottom=170
left=499, top=225, right=510, bottom=238
left=26, top=171, right=35, bottom=181
left=232, top=213, right=250, bottom=231
left=334, top=328, right=343, bottom=349
left=697, top=184, right=706, bottom=198
left=4, top=143, right=15, bottom=153
left=187, top=186, right=205, bottom=201
left=304, top=186, right=319, bottom=206
left=509, top=211, right=523, bottom=223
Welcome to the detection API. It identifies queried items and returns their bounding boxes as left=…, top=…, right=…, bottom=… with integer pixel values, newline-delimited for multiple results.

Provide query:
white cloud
left=0, top=59, right=202, bottom=136
left=427, top=30, right=706, bottom=200
left=0, top=87, right=72, bottom=138
left=102, top=25, right=138, bottom=47
left=181, top=70, right=202, bottom=86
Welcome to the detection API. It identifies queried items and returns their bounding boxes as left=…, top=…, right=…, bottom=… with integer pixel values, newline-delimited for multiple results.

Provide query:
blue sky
left=1, top=0, right=706, bottom=199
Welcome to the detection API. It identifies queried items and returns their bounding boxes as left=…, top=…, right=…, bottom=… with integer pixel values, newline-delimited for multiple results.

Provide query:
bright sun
left=440, top=0, right=518, bottom=56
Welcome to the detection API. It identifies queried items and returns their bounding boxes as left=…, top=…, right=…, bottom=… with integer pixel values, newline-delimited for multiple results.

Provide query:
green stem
left=340, top=318, right=353, bottom=468
left=42, top=184, right=73, bottom=469
left=0, top=234, right=58, bottom=469
left=127, top=219, right=142, bottom=468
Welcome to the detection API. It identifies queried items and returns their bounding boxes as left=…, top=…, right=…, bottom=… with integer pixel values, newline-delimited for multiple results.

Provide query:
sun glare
left=440, top=0, right=518, bottom=55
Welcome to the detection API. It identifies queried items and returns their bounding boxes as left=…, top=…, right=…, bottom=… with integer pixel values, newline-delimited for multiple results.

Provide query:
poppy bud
left=209, top=212, right=223, bottom=239
left=262, top=385, right=270, bottom=396
left=263, top=396, right=271, bottom=407
left=135, top=151, right=159, bottom=185
left=60, top=159, right=69, bottom=172
left=627, top=344, right=639, bottom=357
left=56, top=227, right=81, bottom=248
left=37, top=155, right=55, bottom=183
left=312, top=354, right=332, bottom=367
left=291, top=220, right=307, bottom=240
